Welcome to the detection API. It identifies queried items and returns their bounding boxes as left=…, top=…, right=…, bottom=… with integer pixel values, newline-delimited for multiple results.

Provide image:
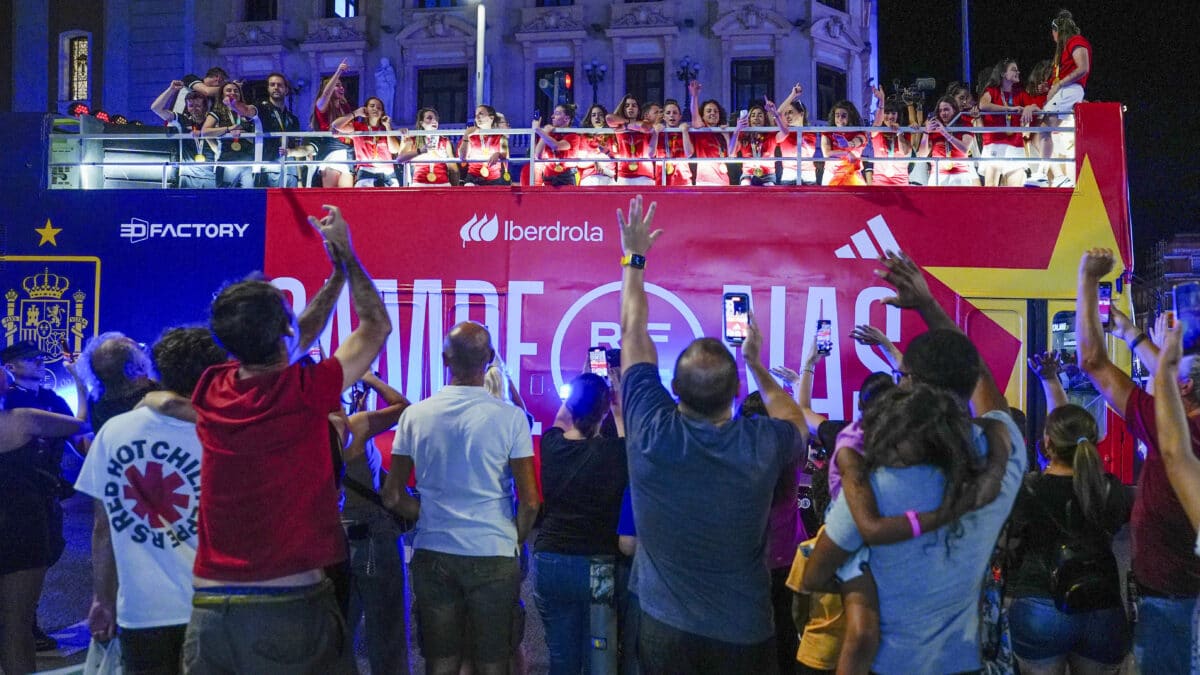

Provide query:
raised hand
left=851, top=324, right=888, bottom=346
left=1160, top=317, right=1184, bottom=371
left=876, top=250, right=933, bottom=310
left=1080, top=247, right=1115, bottom=281
left=307, top=205, right=352, bottom=262
left=874, top=86, right=886, bottom=103
left=617, top=194, right=661, bottom=255
left=1108, top=305, right=1136, bottom=340
left=1027, top=351, right=1061, bottom=380
left=170, top=79, right=184, bottom=90
left=688, top=80, right=701, bottom=97
left=743, top=312, right=763, bottom=365
left=790, top=83, right=803, bottom=98
left=770, top=365, right=802, bottom=385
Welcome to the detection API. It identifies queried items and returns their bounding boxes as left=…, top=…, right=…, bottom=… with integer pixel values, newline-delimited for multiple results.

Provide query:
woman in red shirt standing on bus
left=1027, top=10, right=1091, bottom=187
left=332, top=97, right=402, bottom=187
left=979, top=59, right=1033, bottom=187
left=533, top=103, right=580, bottom=187
left=606, top=94, right=658, bottom=186
left=918, top=96, right=979, bottom=186
left=731, top=103, right=778, bottom=186
left=820, top=100, right=867, bottom=186
left=770, top=84, right=817, bottom=186
left=868, top=88, right=913, bottom=186
left=658, top=99, right=694, bottom=187
left=400, top=107, right=458, bottom=187
left=459, top=104, right=509, bottom=186
left=309, top=59, right=355, bottom=188
left=577, top=104, right=617, bottom=186
left=688, top=80, right=734, bottom=186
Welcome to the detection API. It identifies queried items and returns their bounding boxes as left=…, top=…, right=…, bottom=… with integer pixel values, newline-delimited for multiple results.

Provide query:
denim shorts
left=410, top=549, right=520, bottom=664
left=1009, top=595, right=1130, bottom=664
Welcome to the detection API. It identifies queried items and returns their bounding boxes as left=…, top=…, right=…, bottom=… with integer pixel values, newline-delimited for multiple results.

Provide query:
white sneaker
left=1024, top=173, right=1049, bottom=187
left=1052, top=175, right=1075, bottom=188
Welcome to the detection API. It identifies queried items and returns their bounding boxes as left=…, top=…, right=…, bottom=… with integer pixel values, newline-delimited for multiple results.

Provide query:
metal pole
left=961, top=0, right=971, bottom=86
left=475, top=4, right=485, bottom=108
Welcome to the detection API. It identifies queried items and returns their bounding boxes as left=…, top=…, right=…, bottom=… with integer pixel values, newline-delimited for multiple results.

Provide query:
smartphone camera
left=723, top=293, right=750, bottom=344
left=588, top=347, right=609, bottom=379
left=1174, top=282, right=1200, bottom=353
left=816, top=319, right=833, bottom=356
left=1097, top=281, right=1113, bottom=328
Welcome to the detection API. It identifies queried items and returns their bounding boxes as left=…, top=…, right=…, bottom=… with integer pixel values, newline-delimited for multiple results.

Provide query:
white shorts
left=617, top=176, right=655, bottom=186
left=931, top=171, right=979, bottom=187
left=1043, top=83, right=1085, bottom=115
left=318, top=148, right=352, bottom=174
left=580, top=174, right=614, bottom=186
left=1052, top=116, right=1076, bottom=158
left=981, top=143, right=1027, bottom=174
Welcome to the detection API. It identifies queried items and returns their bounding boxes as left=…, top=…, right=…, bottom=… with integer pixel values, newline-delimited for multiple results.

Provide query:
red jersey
left=777, top=131, right=818, bottom=183
left=540, top=132, right=579, bottom=178
left=412, top=137, right=455, bottom=185
left=463, top=132, right=505, bottom=179
left=869, top=131, right=910, bottom=185
left=658, top=131, right=693, bottom=186
left=927, top=131, right=971, bottom=174
left=691, top=129, right=730, bottom=186
left=192, top=357, right=347, bottom=582
left=826, top=131, right=867, bottom=183
left=734, top=132, right=778, bottom=179
left=349, top=119, right=394, bottom=172
left=982, top=86, right=1029, bottom=147
left=1054, top=35, right=1092, bottom=89
left=577, top=131, right=616, bottom=182
left=313, top=102, right=353, bottom=146
left=613, top=127, right=655, bottom=180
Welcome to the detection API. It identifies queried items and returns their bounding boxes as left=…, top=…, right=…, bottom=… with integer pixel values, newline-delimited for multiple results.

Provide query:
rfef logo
left=459, top=214, right=604, bottom=247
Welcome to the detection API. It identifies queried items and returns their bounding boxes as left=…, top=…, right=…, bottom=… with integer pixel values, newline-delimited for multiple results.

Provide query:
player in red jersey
left=868, top=88, right=913, bottom=186
left=1026, top=10, right=1091, bottom=187
left=978, top=59, right=1035, bottom=187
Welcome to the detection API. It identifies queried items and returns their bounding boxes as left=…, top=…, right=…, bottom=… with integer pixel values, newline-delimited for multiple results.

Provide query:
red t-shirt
left=658, top=132, right=693, bottom=186
left=927, top=131, right=971, bottom=174
left=734, top=132, right=778, bottom=178
left=349, top=119, right=394, bottom=171
left=192, top=357, right=347, bottom=582
left=540, top=132, right=579, bottom=178
left=691, top=129, right=730, bottom=185
left=313, top=103, right=352, bottom=146
left=577, top=132, right=616, bottom=182
left=1055, top=35, right=1092, bottom=88
left=613, top=128, right=655, bottom=180
left=870, top=131, right=910, bottom=184
left=1124, top=387, right=1200, bottom=595
left=464, top=133, right=505, bottom=179
left=982, top=86, right=1029, bottom=147
left=412, top=137, right=455, bottom=185
left=777, top=132, right=818, bottom=182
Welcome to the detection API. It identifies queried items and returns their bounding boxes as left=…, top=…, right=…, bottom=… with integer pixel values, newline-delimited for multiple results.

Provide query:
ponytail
left=1051, top=10, right=1081, bottom=72
left=1071, top=436, right=1108, bottom=527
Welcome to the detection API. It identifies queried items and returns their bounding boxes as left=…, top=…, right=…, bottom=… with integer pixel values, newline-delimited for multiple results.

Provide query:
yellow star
left=35, top=219, right=63, bottom=247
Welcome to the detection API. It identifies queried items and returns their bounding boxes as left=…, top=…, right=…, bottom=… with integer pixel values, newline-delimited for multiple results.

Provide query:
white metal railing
left=47, top=116, right=1077, bottom=189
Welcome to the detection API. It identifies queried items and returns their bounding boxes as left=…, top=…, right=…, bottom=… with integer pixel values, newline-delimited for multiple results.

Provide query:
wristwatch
left=621, top=253, right=646, bottom=269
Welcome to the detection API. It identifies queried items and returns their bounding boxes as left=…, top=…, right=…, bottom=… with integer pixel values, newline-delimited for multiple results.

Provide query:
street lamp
left=474, top=1, right=485, bottom=108
left=676, top=56, right=700, bottom=118
left=583, top=59, right=607, bottom=107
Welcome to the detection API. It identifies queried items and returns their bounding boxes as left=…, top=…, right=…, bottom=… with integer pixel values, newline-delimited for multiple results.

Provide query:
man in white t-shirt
left=75, top=327, right=227, bottom=674
left=383, top=321, right=541, bottom=675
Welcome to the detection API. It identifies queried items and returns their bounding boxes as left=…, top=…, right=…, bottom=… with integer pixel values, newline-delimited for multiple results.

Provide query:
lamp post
left=583, top=59, right=607, bottom=107
left=676, top=56, right=700, bottom=119
left=475, top=2, right=485, bottom=108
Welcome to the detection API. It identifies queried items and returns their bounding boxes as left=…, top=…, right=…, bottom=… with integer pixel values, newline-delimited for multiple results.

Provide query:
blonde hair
left=1044, top=404, right=1108, bottom=526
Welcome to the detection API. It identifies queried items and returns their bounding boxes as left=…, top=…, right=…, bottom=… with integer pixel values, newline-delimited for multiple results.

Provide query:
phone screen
left=724, top=293, right=750, bottom=344
left=1097, top=282, right=1113, bottom=327
left=1174, top=282, right=1200, bottom=353
left=834, top=134, right=849, bottom=149
left=816, top=319, right=833, bottom=355
left=588, top=347, right=609, bottom=379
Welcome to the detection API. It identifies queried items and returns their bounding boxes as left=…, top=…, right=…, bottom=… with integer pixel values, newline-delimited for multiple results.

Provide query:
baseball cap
left=0, top=340, right=50, bottom=364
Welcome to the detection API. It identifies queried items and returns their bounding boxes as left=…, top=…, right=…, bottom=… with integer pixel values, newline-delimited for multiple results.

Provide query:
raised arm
left=1110, top=305, right=1160, bottom=376
left=1028, top=352, right=1069, bottom=412
left=331, top=107, right=362, bottom=134
left=151, top=81, right=184, bottom=121
left=744, top=317, right=809, bottom=449
left=851, top=324, right=903, bottom=371
left=532, top=121, right=571, bottom=151
left=1076, top=248, right=1136, bottom=413
left=381, top=116, right=403, bottom=155
left=788, top=339, right=831, bottom=436
left=618, top=195, right=663, bottom=370
left=315, top=60, right=348, bottom=112
left=1155, top=319, right=1200, bottom=529
left=688, top=80, right=702, bottom=125
left=871, top=87, right=887, bottom=126
left=309, top=205, right=393, bottom=389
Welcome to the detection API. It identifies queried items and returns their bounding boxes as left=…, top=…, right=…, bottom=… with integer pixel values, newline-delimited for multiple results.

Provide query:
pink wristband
left=905, top=509, right=922, bottom=539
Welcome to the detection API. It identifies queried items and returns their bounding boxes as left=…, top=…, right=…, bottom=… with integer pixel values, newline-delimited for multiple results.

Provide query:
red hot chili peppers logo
left=103, top=438, right=200, bottom=550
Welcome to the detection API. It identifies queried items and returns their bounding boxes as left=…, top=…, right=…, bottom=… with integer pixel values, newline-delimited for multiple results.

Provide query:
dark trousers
left=638, top=611, right=777, bottom=675
left=772, top=567, right=798, bottom=675
left=120, top=624, right=186, bottom=675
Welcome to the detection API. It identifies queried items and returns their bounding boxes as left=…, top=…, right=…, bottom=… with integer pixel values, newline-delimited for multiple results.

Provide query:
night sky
left=879, top=1, right=1198, bottom=269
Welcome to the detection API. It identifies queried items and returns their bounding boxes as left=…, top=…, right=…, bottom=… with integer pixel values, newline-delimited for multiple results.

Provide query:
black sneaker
left=34, top=624, right=58, bottom=652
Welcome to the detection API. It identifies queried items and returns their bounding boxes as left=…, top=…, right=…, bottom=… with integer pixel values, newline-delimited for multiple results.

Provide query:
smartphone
left=605, top=348, right=622, bottom=372
left=588, top=346, right=609, bottom=379
left=834, top=134, right=849, bottom=149
left=59, top=336, right=73, bottom=360
left=723, top=293, right=750, bottom=344
left=1097, top=281, right=1113, bottom=328
left=1174, top=282, right=1200, bottom=353
left=816, top=319, right=833, bottom=355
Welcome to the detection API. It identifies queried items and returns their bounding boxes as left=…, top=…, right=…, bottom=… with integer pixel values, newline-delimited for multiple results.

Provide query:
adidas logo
left=834, top=215, right=901, bottom=259
left=459, top=213, right=500, bottom=247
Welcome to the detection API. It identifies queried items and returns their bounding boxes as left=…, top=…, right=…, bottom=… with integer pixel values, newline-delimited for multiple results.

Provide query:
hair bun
left=1056, top=9, right=1073, bottom=20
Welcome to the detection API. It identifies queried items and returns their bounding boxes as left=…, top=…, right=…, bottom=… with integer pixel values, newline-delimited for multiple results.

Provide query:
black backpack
left=1023, top=476, right=1121, bottom=614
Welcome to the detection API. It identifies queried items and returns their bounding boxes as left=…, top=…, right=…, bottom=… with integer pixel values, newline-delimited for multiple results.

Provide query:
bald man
left=383, top=322, right=540, bottom=675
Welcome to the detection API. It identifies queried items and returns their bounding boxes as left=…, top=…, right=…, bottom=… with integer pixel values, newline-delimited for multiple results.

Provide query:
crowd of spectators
left=142, top=10, right=1090, bottom=190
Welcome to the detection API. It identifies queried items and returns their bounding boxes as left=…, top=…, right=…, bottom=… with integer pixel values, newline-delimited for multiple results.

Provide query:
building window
left=818, top=0, right=848, bottom=12
left=535, top=66, right=574, bottom=122
left=69, top=36, right=89, bottom=101
left=816, top=63, right=847, bottom=121
left=730, top=59, right=773, bottom=114
left=418, top=67, right=469, bottom=124
left=245, top=0, right=277, bottom=21
left=536, top=0, right=573, bottom=5
left=416, top=0, right=460, bottom=7
left=625, top=63, right=664, bottom=110
left=325, top=0, right=358, bottom=18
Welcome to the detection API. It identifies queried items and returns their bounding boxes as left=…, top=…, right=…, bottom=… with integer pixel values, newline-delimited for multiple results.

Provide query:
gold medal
left=480, top=166, right=490, bottom=178
left=503, top=170, right=510, bottom=182
left=628, top=163, right=639, bottom=172
left=666, top=164, right=675, bottom=175
left=194, top=153, right=205, bottom=162
left=427, top=171, right=437, bottom=182
left=230, top=140, right=242, bottom=151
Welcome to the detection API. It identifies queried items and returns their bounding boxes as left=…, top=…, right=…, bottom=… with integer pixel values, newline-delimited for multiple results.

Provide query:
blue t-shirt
left=622, top=362, right=798, bottom=644
left=824, top=409, right=1026, bottom=674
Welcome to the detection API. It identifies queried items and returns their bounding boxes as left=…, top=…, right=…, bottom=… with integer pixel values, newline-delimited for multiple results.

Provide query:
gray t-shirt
left=622, top=362, right=798, bottom=644
left=824, top=409, right=1026, bottom=674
